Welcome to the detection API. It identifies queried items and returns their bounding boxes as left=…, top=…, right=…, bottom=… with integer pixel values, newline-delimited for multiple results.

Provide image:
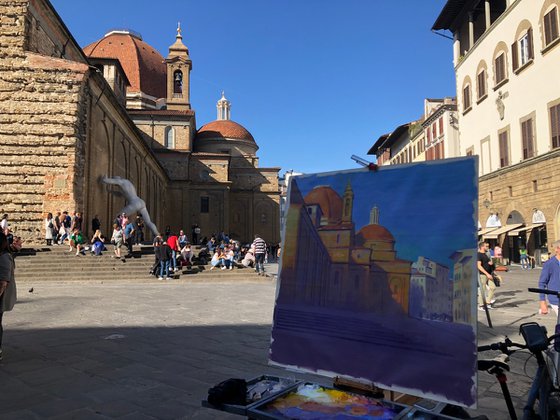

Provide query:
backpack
left=207, top=378, right=247, bottom=406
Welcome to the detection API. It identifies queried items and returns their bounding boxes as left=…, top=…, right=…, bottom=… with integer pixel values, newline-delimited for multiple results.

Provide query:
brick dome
left=357, top=224, right=394, bottom=242
left=304, top=186, right=343, bottom=223
left=83, top=30, right=166, bottom=99
left=196, top=120, right=255, bottom=143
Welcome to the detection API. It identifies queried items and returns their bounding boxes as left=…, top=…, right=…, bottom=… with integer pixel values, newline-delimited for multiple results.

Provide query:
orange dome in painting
left=357, top=224, right=394, bottom=242
left=196, top=120, right=255, bottom=143
left=304, top=186, right=343, bottom=222
left=83, top=30, right=166, bottom=99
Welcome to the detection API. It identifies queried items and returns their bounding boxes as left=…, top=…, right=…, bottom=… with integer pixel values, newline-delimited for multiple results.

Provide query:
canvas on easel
left=270, top=157, right=478, bottom=408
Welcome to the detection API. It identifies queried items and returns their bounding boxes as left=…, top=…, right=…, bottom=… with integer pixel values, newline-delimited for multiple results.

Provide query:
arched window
left=173, top=70, right=183, bottom=94
left=475, top=60, right=488, bottom=102
left=164, top=126, right=175, bottom=149
left=540, top=2, right=560, bottom=49
left=492, top=42, right=509, bottom=87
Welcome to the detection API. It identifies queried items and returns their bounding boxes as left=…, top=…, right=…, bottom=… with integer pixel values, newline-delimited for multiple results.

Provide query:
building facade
left=433, top=0, right=560, bottom=263
left=0, top=0, right=281, bottom=245
left=367, top=98, right=459, bottom=166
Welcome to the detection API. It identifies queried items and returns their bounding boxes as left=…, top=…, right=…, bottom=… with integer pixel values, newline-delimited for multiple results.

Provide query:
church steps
left=14, top=245, right=268, bottom=283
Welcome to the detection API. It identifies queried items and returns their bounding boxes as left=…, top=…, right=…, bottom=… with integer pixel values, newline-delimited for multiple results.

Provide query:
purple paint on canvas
left=270, top=158, right=478, bottom=407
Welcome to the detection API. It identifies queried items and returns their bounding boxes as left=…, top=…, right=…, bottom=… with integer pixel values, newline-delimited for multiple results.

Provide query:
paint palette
left=248, top=383, right=405, bottom=419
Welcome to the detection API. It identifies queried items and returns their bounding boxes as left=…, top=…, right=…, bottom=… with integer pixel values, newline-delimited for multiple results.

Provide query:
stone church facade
left=0, top=0, right=280, bottom=245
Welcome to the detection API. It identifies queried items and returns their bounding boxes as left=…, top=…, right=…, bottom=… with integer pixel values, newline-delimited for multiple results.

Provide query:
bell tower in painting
left=165, top=23, right=192, bottom=110
left=342, top=180, right=354, bottom=223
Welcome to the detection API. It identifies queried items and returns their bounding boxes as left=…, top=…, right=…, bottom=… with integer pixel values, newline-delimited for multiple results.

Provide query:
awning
left=507, top=223, right=545, bottom=236
left=478, top=226, right=499, bottom=236
left=484, top=223, right=524, bottom=239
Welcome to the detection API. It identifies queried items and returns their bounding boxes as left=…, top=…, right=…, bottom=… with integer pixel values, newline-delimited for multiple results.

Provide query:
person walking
left=191, top=224, right=201, bottom=245
left=124, top=220, right=135, bottom=257
left=159, top=240, right=172, bottom=280
left=111, top=224, right=124, bottom=261
left=252, top=234, right=267, bottom=276
left=538, top=240, right=560, bottom=315
left=150, top=236, right=162, bottom=276
left=477, top=241, right=496, bottom=310
left=45, top=212, right=55, bottom=246
left=0, top=232, right=21, bottom=361
left=135, top=215, right=144, bottom=245
left=519, top=246, right=529, bottom=270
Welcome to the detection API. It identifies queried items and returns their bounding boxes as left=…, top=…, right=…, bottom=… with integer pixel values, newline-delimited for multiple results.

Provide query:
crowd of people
left=148, top=230, right=279, bottom=280
left=41, top=211, right=146, bottom=260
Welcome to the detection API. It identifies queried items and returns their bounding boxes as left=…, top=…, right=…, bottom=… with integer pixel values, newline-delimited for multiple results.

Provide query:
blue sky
left=293, top=158, right=478, bottom=273
left=52, top=0, right=453, bottom=175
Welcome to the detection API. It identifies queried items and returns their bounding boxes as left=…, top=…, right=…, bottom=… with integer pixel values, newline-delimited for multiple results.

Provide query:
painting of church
left=278, top=179, right=411, bottom=315
left=270, top=159, right=479, bottom=408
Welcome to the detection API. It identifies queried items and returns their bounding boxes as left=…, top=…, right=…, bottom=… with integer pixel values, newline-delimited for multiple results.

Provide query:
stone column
left=453, top=32, right=461, bottom=65
left=485, top=0, right=491, bottom=30
left=468, top=12, right=474, bottom=50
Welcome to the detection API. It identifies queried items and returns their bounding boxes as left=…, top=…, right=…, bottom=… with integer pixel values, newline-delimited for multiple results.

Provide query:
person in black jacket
left=150, top=236, right=162, bottom=277
left=159, top=240, right=172, bottom=280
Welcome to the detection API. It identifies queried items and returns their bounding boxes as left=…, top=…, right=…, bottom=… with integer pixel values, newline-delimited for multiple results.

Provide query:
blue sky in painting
left=292, top=157, right=478, bottom=274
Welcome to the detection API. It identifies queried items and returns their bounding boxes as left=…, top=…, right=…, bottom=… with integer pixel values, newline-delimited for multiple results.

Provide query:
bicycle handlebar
left=528, top=287, right=560, bottom=297
left=478, top=337, right=526, bottom=353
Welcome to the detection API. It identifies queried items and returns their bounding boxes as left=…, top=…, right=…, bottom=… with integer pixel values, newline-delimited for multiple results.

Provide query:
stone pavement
left=0, top=262, right=553, bottom=419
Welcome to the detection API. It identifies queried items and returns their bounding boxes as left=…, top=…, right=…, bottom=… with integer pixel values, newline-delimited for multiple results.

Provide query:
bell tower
left=165, top=23, right=192, bottom=110
left=342, top=181, right=354, bottom=223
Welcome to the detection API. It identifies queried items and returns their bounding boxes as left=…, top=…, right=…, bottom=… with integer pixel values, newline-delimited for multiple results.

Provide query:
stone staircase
left=14, top=244, right=269, bottom=283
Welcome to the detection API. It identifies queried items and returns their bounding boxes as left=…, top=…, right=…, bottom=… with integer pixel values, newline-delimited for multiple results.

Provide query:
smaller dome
left=357, top=224, right=394, bottom=242
left=304, top=186, right=343, bottom=223
left=196, top=120, right=255, bottom=142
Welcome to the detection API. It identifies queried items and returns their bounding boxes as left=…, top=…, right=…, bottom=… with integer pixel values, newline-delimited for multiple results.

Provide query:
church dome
left=83, top=29, right=166, bottom=99
left=357, top=224, right=394, bottom=242
left=196, top=120, right=255, bottom=143
left=304, top=186, right=343, bottom=222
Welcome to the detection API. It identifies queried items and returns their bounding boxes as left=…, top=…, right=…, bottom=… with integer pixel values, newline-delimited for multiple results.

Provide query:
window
left=521, top=118, right=535, bottom=159
left=432, top=123, right=437, bottom=139
left=494, top=53, right=506, bottom=85
left=551, top=103, right=560, bottom=149
left=477, top=70, right=487, bottom=99
left=439, top=117, right=444, bottom=134
left=544, top=7, right=559, bottom=46
left=498, top=131, right=509, bottom=167
left=200, top=197, right=209, bottom=213
left=164, top=126, right=175, bottom=148
left=463, top=85, right=471, bottom=112
left=512, top=29, right=533, bottom=71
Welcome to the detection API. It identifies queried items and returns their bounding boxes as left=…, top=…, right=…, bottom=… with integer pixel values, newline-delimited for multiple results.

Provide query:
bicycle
left=478, top=288, right=560, bottom=420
